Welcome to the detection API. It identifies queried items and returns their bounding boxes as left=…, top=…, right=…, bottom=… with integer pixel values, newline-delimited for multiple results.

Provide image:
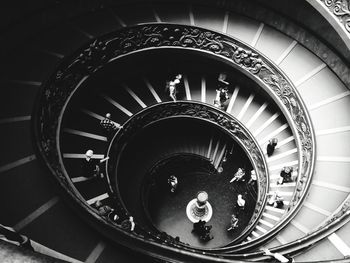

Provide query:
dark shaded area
left=116, top=118, right=256, bottom=248
left=146, top=153, right=256, bottom=249
left=0, top=240, right=67, bottom=263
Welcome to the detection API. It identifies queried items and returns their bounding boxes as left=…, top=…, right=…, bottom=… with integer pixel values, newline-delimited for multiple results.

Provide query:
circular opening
left=117, top=117, right=258, bottom=248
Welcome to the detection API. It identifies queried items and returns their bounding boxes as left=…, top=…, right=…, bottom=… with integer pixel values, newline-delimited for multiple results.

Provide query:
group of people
left=229, top=167, right=257, bottom=209
left=229, top=168, right=256, bottom=186
left=266, top=138, right=295, bottom=210
left=79, top=114, right=137, bottom=231
left=226, top=170, right=247, bottom=233
left=266, top=138, right=295, bottom=184
left=94, top=200, right=135, bottom=231
left=192, top=220, right=214, bottom=242
left=80, top=112, right=124, bottom=180
left=166, top=73, right=230, bottom=109
left=226, top=167, right=253, bottom=233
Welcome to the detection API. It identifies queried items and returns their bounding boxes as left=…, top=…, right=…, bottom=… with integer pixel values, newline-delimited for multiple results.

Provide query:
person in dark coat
left=81, top=150, right=109, bottom=179
left=278, top=166, right=293, bottom=184
left=267, top=138, right=278, bottom=157
left=192, top=219, right=206, bottom=235
left=200, top=225, right=213, bottom=242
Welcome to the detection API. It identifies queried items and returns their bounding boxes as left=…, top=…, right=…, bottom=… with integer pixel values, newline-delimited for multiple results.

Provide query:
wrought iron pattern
left=321, top=0, right=350, bottom=34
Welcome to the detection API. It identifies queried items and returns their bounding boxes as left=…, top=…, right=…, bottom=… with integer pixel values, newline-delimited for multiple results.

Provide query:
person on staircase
left=266, top=138, right=278, bottom=157
left=94, top=200, right=121, bottom=224
left=214, top=73, right=230, bottom=109
left=100, top=113, right=123, bottom=140
left=267, top=192, right=284, bottom=209
left=277, top=166, right=294, bottom=185
left=166, top=74, right=182, bottom=102
left=81, top=150, right=109, bottom=179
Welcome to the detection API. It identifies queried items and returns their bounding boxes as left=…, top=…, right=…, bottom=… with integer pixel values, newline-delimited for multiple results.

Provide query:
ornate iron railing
left=34, top=23, right=316, bottom=259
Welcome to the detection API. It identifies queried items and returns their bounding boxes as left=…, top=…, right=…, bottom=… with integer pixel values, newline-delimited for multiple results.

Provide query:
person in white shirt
left=167, top=74, right=182, bottom=101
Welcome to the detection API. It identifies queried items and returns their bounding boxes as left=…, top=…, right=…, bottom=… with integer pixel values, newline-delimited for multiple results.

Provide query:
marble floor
left=148, top=154, right=257, bottom=249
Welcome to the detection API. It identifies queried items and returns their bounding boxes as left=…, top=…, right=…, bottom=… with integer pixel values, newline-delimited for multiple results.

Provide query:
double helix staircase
left=1, top=1, right=350, bottom=262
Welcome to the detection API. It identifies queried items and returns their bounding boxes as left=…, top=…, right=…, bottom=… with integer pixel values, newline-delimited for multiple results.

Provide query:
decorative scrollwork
left=69, top=40, right=108, bottom=74
left=263, top=73, right=313, bottom=207
left=321, top=0, right=350, bottom=34
left=316, top=198, right=350, bottom=230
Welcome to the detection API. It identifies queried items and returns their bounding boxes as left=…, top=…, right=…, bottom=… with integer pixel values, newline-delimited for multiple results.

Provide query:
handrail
left=34, top=23, right=315, bottom=260
left=221, top=196, right=350, bottom=261
left=106, top=101, right=269, bottom=246
left=306, top=0, right=350, bottom=51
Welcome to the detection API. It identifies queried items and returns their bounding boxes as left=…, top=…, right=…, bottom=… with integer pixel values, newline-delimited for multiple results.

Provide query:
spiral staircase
left=1, top=0, right=350, bottom=262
